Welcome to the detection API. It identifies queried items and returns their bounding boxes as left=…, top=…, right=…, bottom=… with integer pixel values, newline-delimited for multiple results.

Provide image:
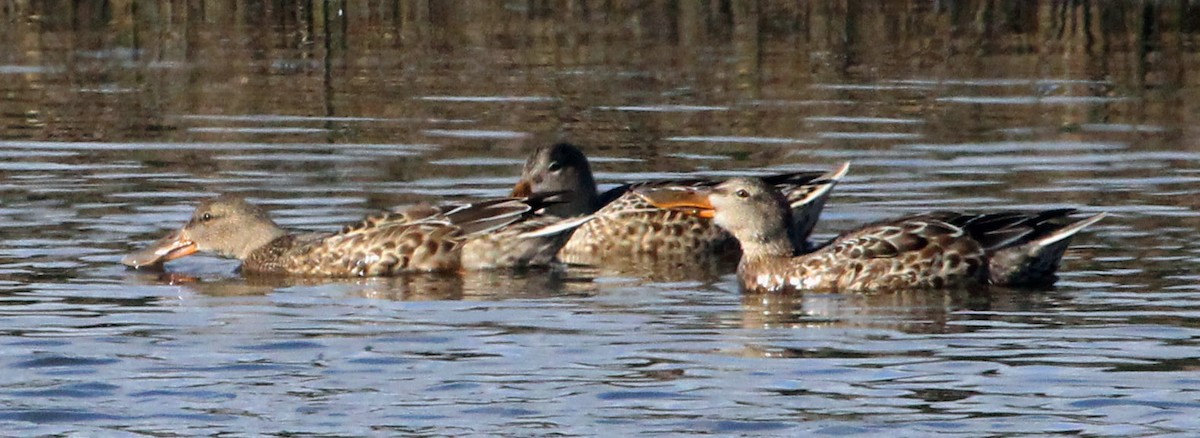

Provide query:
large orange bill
left=633, top=187, right=715, bottom=218
left=511, top=179, right=533, bottom=197
left=122, top=230, right=198, bottom=268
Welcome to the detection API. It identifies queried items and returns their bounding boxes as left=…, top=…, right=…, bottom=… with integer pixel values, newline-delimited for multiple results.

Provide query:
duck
left=121, top=193, right=594, bottom=276
left=511, top=142, right=849, bottom=264
left=633, top=177, right=1106, bottom=293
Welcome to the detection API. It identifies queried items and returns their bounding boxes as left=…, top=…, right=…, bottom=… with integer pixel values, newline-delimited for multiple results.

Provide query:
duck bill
left=121, top=230, right=198, bottom=268
left=511, top=179, right=533, bottom=198
left=634, top=188, right=715, bottom=219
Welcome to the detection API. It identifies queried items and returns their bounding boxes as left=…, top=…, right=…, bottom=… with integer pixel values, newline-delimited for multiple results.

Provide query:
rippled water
left=2, top=2, right=1200, bottom=435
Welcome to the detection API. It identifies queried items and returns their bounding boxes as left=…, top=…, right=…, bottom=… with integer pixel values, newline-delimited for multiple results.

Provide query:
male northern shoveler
left=634, top=177, right=1105, bottom=293
left=122, top=193, right=593, bottom=276
left=511, top=142, right=849, bottom=264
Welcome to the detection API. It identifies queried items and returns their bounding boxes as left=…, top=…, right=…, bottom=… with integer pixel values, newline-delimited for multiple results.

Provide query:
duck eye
left=200, top=213, right=213, bottom=222
left=735, top=189, right=750, bottom=198
left=547, top=161, right=563, bottom=172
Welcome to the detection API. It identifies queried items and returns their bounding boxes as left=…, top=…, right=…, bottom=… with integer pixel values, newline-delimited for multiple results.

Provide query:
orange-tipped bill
left=634, top=187, right=715, bottom=218
left=511, top=179, right=533, bottom=198
left=122, top=231, right=198, bottom=269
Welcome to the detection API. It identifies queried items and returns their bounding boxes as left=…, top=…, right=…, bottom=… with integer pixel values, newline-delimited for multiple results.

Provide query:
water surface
left=1, top=1, right=1199, bottom=435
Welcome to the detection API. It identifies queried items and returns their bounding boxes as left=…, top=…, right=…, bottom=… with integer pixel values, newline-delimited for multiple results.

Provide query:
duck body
left=123, top=194, right=591, bottom=277
left=738, top=217, right=988, bottom=292
left=635, top=177, right=1105, bottom=293
left=513, top=143, right=847, bottom=264
left=555, top=183, right=739, bottom=264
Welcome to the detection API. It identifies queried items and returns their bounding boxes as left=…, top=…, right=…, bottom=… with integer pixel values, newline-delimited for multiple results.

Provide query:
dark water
left=2, top=1, right=1200, bottom=435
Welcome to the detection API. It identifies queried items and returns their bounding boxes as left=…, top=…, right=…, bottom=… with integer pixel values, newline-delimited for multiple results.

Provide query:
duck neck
left=549, top=180, right=601, bottom=217
left=737, top=250, right=807, bottom=293
left=240, top=233, right=296, bottom=273
left=735, top=227, right=796, bottom=259
left=231, top=223, right=289, bottom=260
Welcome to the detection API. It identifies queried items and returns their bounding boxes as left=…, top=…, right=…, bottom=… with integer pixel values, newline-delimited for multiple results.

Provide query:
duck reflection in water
left=739, top=288, right=970, bottom=333
left=731, top=286, right=1066, bottom=359
left=127, top=267, right=597, bottom=301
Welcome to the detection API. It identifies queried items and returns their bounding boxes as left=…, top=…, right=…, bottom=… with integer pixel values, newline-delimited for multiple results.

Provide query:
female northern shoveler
left=511, top=142, right=849, bottom=264
left=634, top=177, right=1106, bottom=293
left=122, top=193, right=593, bottom=276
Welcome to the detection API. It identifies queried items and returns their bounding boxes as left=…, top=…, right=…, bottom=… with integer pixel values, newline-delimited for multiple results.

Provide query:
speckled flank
left=460, top=215, right=581, bottom=269
left=130, top=195, right=592, bottom=277
left=557, top=191, right=732, bottom=264
left=739, top=218, right=988, bottom=293
left=515, top=143, right=847, bottom=264
left=637, top=177, right=1103, bottom=293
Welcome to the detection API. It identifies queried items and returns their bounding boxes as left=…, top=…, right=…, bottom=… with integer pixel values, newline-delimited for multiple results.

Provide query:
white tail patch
left=788, top=161, right=850, bottom=208
left=827, top=161, right=852, bottom=181
left=1033, top=212, right=1107, bottom=249
left=519, top=214, right=596, bottom=238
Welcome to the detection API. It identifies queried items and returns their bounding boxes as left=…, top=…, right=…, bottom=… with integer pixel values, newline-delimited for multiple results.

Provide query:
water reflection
left=124, top=266, right=596, bottom=302
left=1, top=0, right=1199, bottom=435
left=565, top=252, right=736, bottom=284
left=736, top=286, right=1059, bottom=334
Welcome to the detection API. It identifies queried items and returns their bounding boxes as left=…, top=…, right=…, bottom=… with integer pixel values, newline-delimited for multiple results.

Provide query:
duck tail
left=517, top=214, right=595, bottom=239
left=988, top=212, right=1106, bottom=287
left=785, top=161, right=850, bottom=251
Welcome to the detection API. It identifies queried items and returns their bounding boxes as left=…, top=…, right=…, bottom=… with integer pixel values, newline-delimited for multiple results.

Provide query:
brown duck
left=122, top=193, right=593, bottom=276
left=511, top=142, right=849, bottom=264
left=634, top=177, right=1106, bottom=293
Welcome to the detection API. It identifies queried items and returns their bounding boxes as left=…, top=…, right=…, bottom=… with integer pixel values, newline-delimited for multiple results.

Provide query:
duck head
left=123, top=195, right=287, bottom=268
left=511, top=142, right=599, bottom=217
left=634, top=177, right=795, bottom=257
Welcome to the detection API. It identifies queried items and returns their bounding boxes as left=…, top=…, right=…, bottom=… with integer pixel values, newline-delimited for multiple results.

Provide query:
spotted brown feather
left=635, top=177, right=1105, bottom=293
left=122, top=194, right=592, bottom=276
left=513, top=142, right=849, bottom=265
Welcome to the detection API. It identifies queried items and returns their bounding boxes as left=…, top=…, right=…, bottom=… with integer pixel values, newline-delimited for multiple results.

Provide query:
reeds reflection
left=2, top=1, right=1196, bottom=147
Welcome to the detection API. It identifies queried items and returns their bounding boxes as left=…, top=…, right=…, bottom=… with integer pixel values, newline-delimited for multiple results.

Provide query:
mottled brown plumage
left=635, top=177, right=1105, bottom=293
left=122, top=194, right=593, bottom=276
left=512, top=142, right=848, bottom=265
